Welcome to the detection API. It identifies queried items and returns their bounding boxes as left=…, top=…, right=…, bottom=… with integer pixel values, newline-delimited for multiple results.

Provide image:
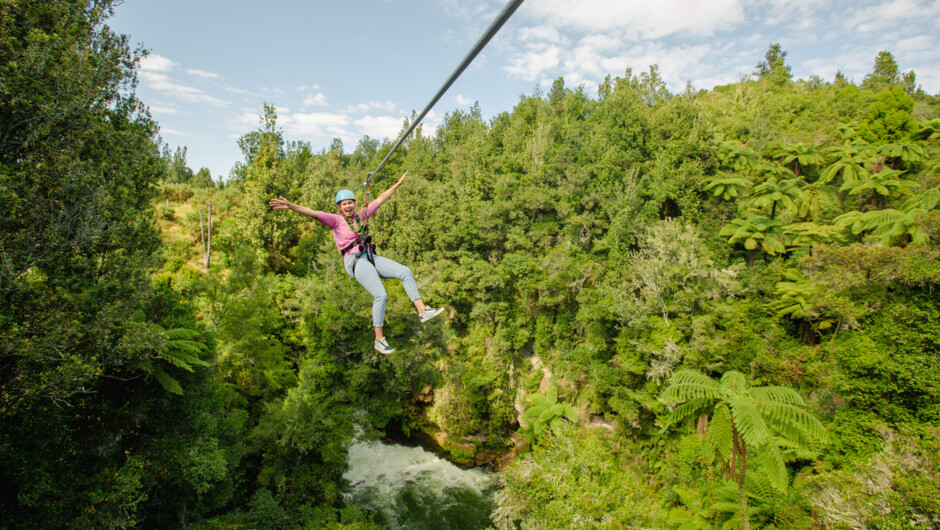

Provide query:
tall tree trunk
left=205, top=202, right=212, bottom=269
left=731, top=426, right=750, bottom=530
left=200, top=203, right=212, bottom=269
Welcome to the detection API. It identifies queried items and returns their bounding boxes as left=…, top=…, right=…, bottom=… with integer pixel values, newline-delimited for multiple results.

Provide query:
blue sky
left=108, top=0, right=940, bottom=180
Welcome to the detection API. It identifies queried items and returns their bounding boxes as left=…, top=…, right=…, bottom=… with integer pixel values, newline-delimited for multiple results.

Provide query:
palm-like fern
left=703, top=173, right=752, bottom=202
left=839, top=168, right=918, bottom=210
left=661, top=369, right=828, bottom=530
left=770, top=270, right=837, bottom=344
left=136, top=325, right=210, bottom=395
left=747, top=173, right=801, bottom=220
left=783, top=222, right=844, bottom=252
left=877, top=141, right=928, bottom=169
left=719, top=214, right=785, bottom=265
left=517, top=384, right=578, bottom=447
left=715, top=140, right=760, bottom=173
left=777, top=143, right=824, bottom=178
left=796, top=180, right=839, bottom=220
left=819, top=142, right=874, bottom=186
left=834, top=187, right=938, bottom=246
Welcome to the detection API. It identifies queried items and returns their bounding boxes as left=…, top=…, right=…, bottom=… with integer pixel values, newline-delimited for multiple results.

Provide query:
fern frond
left=153, top=367, right=183, bottom=395
left=760, top=402, right=830, bottom=445
left=158, top=349, right=208, bottom=372
left=662, top=398, right=710, bottom=432
left=165, top=328, right=203, bottom=341
left=719, top=371, right=748, bottom=394
left=744, top=469, right=777, bottom=500
left=751, top=386, right=805, bottom=406
left=662, top=370, right=721, bottom=402
left=561, top=404, right=578, bottom=423
left=754, top=442, right=789, bottom=493
left=526, top=392, right=548, bottom=409
left=728, top=396, right=769, bottom=448
left=703, top=404, right=733, bottom=462
left=545, top=385, right=558, bottom=405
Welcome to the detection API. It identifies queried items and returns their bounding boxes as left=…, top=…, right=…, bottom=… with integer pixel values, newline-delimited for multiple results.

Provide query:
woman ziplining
left=268, top=0, right=523, bottom=353
left=268, top=171, right=444, bottom=355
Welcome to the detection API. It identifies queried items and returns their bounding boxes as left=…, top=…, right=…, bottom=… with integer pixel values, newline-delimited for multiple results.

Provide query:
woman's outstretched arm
left=371, top=171, right=408, bottom=208
left=269, top=196, right=320, bottom=220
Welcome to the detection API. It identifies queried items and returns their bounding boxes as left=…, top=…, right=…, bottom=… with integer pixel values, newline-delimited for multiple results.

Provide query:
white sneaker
left=419, top=307, right=445, bottom=323
left=374, top=338, right=394, bottom=354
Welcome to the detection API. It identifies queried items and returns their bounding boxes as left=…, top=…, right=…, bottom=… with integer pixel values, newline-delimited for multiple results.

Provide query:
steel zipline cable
left=360, top=0, right=525, bottom=211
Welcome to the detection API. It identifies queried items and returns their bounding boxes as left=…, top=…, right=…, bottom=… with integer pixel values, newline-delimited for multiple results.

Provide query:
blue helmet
left=335, top=189, right=356, bottom=204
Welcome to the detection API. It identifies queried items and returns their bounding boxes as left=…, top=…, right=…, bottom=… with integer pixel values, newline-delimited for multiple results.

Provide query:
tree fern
left=661, top=369, right=828, bottom=529
left=702, top=404, right=733, bottom=464
left=727, top=396, right=769, bottom=447
left=135, top=325, right=210, bottom=395
left=518, top=384, right=577, bottom=447
left=704, top=173, right=751, bottom=201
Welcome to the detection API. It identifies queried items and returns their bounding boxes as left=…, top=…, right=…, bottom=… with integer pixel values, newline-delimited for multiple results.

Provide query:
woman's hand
left=394, top=171, right=408, bottom=189
left=269, top=196, right=292, bottom=210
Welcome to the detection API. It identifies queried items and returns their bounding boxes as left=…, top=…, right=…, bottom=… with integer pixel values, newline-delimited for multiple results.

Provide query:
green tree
left=834, top=188, right=939, bottom=245
left=864, top=51, right=900, bottom=87
left=237, top=103, right=300, bottom=270
left=858, top=87, right=918, bottom=143
left=165, top=145, right=195, bottom=183
left=517, top=384, right=578, bottom=447
left=720, top=214, right=786, bottom=265
left=661, top=370, right=829, bottom=530
left=783, top=221, right=844, bottom=253
left=191, top=166, right=215, bottom=188
left=715, top=140, right=760, bottom=173
left=747, top=173, right=801, bottom=220
left=862, top=50, right=918, bottom=93
left=777, top=143, right=824, bottom=179
left=796, top=180, right=839, bottom=220
left=755, top=43, right=792, bottom=85
left=819, top=142, right=874, bottom=186
left=703, top=172, right=751, bottom=202
left=839, top=168, right=918, bottom=211
left=877, top=141, right=928, bottom=170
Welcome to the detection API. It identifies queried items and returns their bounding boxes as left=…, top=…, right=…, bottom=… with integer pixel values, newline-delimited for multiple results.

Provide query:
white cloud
left=892, top=34, right=937, bottom=56
left=369, top=100, right=397, bottom=111
left=455, top=94, right=473, bottom=105
left=282, top=111, right=351, bottom=137
left=347, top=103, right=372, bottom=113
left=187, top=68, right=219, bottom=79
left=505, top=44, right=561, bottom=81
left=518, top=25, right=566, bottom=44
left=354, top=115, right=405, bottom=140
left=139, top=54, right=176, bottom=72
left=147, top=104, right=180, bottom=115
left=524, top=0, right=746, bottom=38
left=139, top=71, right=230, bottom=106
left=847, top=0, right=939, bottom=32
left=303, top=92, right=329, bottom=107
left=159, top=127, right=193, bottom=137
left=231, top=110, right=264, bottom=132
left=224, top=85, right=258, bottom=96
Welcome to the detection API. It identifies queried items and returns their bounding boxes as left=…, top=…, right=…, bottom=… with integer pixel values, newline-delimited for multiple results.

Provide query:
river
left=343, top=438, right=500, bottom=529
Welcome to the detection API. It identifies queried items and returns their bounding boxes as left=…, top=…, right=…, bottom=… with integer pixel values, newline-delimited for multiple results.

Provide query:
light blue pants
left=344, top=253, right=421, bottom=328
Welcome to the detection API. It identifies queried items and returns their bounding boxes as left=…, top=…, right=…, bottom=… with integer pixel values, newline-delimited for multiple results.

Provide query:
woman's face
left=337, top=199, right=357, bottom=218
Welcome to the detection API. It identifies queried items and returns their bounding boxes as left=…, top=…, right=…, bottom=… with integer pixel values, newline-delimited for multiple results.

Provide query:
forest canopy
left=1, top=2, right=939, bottom=528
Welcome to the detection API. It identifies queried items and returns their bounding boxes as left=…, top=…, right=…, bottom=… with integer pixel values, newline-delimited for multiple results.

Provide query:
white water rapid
left=343, top=439, right=499, bottom=529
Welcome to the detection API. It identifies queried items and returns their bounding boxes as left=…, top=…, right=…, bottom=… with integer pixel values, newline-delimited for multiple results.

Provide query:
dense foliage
left=2, top=2, right=939, bottom=527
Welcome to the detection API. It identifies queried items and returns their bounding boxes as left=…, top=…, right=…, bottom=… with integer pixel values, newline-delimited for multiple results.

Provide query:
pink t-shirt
left=315, top=201, right=381, bottom=259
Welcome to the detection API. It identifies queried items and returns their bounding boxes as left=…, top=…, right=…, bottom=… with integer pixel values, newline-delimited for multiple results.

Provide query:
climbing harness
left=339, top=212, right=376, bottom=276
left=351, top=0, right=524, bottom=261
